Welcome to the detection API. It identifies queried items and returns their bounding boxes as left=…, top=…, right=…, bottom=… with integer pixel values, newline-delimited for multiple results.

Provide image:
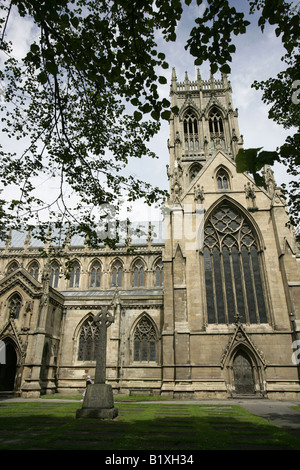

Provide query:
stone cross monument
left=76, top=306, right=118, bottom=419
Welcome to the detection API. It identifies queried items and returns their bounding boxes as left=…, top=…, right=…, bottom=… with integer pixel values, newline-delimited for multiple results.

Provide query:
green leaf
left=158, top=76, right=167, bottom=85
left=37, top=71, right=48, bottom=84
left=210, top=63, right=218, bottom=74
left=161, top=110, right=171, bottom=120
left=220, top=64, right=231, bottom=74
left=133, top=111, right=142, bottom=121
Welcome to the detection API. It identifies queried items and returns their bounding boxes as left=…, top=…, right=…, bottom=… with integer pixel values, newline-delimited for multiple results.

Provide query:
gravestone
left=76, top=306, right=118, bottom=419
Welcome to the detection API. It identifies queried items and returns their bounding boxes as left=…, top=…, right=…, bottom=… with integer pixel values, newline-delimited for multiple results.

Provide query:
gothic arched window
left=203, top=202, right=267, bottom=325
left=208, top=107, right=225, bottom=149
left=133, top=316, right=157, bottom=362
left=8, top=293, right=22, bottom=319
left=77, top=317, right=100, bottom=361
left=28, top=261, right=39, bottom=280
left=133, top=260, right=144, bottom=287
left=49, top=262, right=60, bottom=288
left=112, top=261, right=122, bottom=287
left=216, top=168, right=230, bottom=190
left=183, top=109, right=199, bottom=151
left=189, top=163, right=202, bottom=182
left=69, top=261, right=80, bottom=288
left=90, top=260, right=101, bottom=288
left=155, top=260, right=164, bottom=286
left=7, top=261, right=19, bottom=275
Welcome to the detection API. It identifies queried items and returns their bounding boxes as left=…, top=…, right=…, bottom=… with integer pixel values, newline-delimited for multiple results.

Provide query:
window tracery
left=77, top=317, right=100, bottom=361
left=216, top=168, right=230, bottom=190
left=208, top=107, right=225, bottom=149
left=49, top=262, right=60, bottom=288
left=133, top=260, right=144, bottom=287
left=28, top=261, right=39, bottom=280
left=203, top=202, right=267, bottom=324
left=183, top=109, right=199, bottom=151
left=112, top=261, right=122, bottom=287
left=7, top=261, right=19, bottom=275
left=69, top=261, right=80, bottom=288
left=133, top=316, right=157, bottom=362
left=8, top=293, right=22, bottom=319
left=90, top=260, right=101, bottom=288
left=155, top=260, right=164, bottom=286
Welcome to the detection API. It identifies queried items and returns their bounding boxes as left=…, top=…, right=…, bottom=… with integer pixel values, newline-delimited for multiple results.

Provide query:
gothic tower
left=167, top=68, right=243, bottom=202
left=161, top=69, right=300, bottom=398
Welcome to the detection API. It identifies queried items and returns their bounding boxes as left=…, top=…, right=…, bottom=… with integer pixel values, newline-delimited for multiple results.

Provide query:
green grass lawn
left=0, top=399, right=299, bottom=450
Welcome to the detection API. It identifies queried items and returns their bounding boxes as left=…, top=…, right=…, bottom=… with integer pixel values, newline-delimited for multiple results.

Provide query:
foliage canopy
left=0, top=0, right=299, bottom=247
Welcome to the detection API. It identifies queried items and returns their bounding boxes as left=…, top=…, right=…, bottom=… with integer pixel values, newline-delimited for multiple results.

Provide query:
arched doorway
left=0, top=341, right=17, bottom=391
left=233, top=350, right=255, bottom=395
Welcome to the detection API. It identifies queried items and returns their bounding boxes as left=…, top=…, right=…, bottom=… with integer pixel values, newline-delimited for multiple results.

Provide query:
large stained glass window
left=203, top=203, right=267, bottom=324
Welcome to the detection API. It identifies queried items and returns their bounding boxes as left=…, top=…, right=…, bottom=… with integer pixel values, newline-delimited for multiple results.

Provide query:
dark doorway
left=233, top=350, right=255, bottom=394
left=0, top=342, right=17, bottom=391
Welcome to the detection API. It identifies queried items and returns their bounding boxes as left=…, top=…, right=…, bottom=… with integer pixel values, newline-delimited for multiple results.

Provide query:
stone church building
left=0, top=70, right=299, bottom=399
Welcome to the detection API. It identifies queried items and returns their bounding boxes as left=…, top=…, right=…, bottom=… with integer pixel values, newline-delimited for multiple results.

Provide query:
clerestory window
left=203, top=202, right=267, bottom=324
left=69, top=261, right=80, bottom=288
left=90, top=261, right=101, bottom=288
left=133, top=260, right=144, bottom=287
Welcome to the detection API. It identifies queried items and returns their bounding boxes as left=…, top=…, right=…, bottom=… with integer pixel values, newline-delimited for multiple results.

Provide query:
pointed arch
left=131, top=313, right=159, bottom=363
left=182, top=107, right=200, bottom=152
left=69, top=259, right=81, bottom=288
left=89, top=259, right=102, bottom=288
left=189, top=162, right=203, bottom=183
left=7, top=292, right=22, bottom=319
left=221, top=324, right=266, bottom=396
left=49, top=260, right=60, bottom=288
left=202, top=197, right=268, bottom=325
left=0, top=337, right=19, bottom=391
left=208, top=106, right=225, bottom=149
left=111, top=258, right=123, bottom=287
left=131, top=258, right=145, bottom=287
left=153, top=258, right=164, bottom=287
left=6, top=261, right=19, bottom=275
left=27, top=260, right=40, bottom=281
left=215, top=166, right=231, bottom=190
left=76, top=313, right=100, bottom=362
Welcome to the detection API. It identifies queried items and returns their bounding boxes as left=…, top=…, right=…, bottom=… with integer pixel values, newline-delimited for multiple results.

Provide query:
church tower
left=167, top=68, right=243, bottom=201
left=161, top=69, right=300, bottom=398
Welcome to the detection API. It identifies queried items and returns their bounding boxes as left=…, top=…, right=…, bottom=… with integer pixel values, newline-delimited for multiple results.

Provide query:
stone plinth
left=76, top=384, right=118, bottom=419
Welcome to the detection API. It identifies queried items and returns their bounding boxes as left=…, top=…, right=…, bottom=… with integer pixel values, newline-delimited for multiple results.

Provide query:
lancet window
left=90, top=261, right=101, bottom=288
left=203, top=202, right=267, bottom=324
left=28, top=261, right=39, bottom=280
left=155, top=260, right=164, bottom=286
left=112, top=261, right=122, bottom=287
left=133, top=260, right=144, bottom=287
left=208, top=107, right=225, bottom=149
left=69, top=261, right=80, bottom=288
left=183, top=109, right=200, bottom=151
left=216, top=168, right=230, bottom=190
left=49, top=262, right=60, bottom=288
left=8, top=293, right=22, bottom=319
